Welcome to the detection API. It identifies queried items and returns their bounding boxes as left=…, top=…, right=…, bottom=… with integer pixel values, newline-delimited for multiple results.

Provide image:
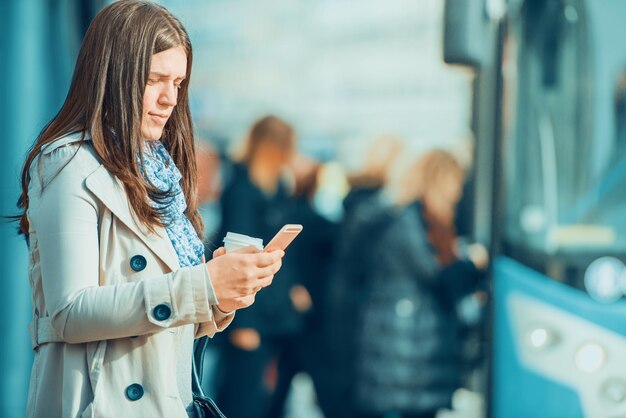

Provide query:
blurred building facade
left=160, top=0, right=473, bottom=166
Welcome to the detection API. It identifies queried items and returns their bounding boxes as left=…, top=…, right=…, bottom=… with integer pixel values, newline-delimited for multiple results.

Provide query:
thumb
left=212, top=247, right=226, bottom=258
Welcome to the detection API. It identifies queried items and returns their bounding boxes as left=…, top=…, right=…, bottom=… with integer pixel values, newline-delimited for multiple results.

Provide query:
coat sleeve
left=31, top=147, right=232, bottom=344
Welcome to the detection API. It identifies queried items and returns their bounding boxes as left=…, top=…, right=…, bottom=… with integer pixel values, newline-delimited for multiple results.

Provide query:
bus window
left=502, top=0, right=626, bottom=263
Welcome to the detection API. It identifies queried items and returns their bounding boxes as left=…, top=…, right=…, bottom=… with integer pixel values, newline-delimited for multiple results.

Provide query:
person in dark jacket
left=213, top=115, right=303, bottom=418
left=352, top=149, right=488, bottom=418
left=324, top=136, right=405, bottom=418
left=263, top=161, right=340, bottom=418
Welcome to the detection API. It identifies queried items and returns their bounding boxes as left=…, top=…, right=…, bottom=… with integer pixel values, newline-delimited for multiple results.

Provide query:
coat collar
left=82, top=146, right=181, bottom=273
left=42, top=130, right=93, bottom=154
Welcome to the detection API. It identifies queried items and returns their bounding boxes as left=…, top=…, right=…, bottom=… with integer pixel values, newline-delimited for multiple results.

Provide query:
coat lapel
left=85, top=164, right=180, bottom=272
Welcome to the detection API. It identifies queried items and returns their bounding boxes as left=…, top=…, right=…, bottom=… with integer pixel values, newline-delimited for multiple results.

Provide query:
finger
left=245, top=274, right=274, bottom=294
left=212, top=247, right=226, bottom=258
left=267, top=249, right=286, bottom=258
left=241, top=294, right=256, bottom=307
left=257, top=275, right=274, bottom=289
left=230, top=294, right=253, bottom=309
left=252, top=250, right=285, bottom=267
left=255, top=261, right=281, bottom=279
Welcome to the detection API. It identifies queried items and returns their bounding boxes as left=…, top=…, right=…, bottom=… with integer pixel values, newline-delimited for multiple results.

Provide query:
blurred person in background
left=13, top=2, right=286, bottom=418
left=263, top=158, right=340, bottom=418
left=194, top=141, right=226, bottom=398
left=344, top=135, right=405, bottom=216
left=196, top=141, right=223, bottom=208
left=349, top=149, right=488, bottom=418
left=324, top=136, right=405, bottom=418
left=196, top=140, right=224, bottom=246
left=213, top=115, right=305, bottom=418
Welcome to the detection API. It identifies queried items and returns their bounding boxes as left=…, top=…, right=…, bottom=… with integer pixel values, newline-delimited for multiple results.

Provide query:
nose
left=158, top=82, right=177, bottom=107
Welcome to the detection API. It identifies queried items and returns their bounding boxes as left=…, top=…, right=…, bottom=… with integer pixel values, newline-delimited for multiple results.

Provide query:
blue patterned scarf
left=139, top=141, right=204, bottom=268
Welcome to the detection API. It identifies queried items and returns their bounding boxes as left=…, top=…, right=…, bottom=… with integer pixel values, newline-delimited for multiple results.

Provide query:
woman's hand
left=206, top=246, right=284, bottom=312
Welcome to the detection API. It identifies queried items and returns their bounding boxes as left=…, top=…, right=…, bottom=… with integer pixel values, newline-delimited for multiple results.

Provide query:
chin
left=142, top=129, right=164, bottom=141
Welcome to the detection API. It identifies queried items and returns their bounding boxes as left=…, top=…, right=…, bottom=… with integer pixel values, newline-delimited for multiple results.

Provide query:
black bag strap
left=192, top=336, right=227, bottom=418
left=192, top=336, right=209, bottom=396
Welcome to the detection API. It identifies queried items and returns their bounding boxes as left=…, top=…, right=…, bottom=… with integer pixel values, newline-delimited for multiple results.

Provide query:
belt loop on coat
left=28, top=317, right=63, bottom=350
left=28, top=320, right=37, bottom=350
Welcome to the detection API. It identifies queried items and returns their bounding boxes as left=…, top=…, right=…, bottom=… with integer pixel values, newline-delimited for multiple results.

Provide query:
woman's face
left=438, top=171, right=463, bottom=205
left=141, top=46, right=187, bottom=141
left=423, top=170, right=463, bottom=224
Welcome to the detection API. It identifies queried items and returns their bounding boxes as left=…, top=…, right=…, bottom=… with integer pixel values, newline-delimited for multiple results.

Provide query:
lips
left=148, top=112, right=170, bottom=124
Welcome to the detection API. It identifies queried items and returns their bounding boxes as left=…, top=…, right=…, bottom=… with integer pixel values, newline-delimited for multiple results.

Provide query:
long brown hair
left=390, top=149, right=464, bottom=208
left=390, top=149, right=465, bottom=265
left=16, top=1, right=204, bottom=238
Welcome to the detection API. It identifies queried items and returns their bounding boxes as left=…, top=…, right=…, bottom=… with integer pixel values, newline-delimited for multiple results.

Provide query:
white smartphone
left=265, top=224, right=303, bottom=252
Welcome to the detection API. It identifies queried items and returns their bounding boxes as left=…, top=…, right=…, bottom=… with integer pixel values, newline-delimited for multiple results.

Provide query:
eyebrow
left=149, top=72, right=186, bottom=80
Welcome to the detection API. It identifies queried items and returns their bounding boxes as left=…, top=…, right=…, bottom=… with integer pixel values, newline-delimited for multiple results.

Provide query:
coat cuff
left=143, top=264, right=216, bottom=328
left=143, top=272, right=178, bottom=328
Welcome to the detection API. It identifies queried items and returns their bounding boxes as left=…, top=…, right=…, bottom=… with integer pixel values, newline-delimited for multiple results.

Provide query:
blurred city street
left=2, top=1, right=626, bottom=418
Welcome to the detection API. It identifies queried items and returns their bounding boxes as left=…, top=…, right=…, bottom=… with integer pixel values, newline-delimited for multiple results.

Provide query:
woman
left=16, top=2, right=284, bottom=417
left=352, top=150, right=487, bottom=418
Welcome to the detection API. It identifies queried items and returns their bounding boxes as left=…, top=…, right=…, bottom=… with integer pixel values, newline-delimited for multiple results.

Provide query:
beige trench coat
left=25, top=132, right=234, bottom=418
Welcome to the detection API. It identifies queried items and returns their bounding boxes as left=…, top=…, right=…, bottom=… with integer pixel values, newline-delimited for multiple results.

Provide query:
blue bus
left=446, top=1, right=626, bottom=417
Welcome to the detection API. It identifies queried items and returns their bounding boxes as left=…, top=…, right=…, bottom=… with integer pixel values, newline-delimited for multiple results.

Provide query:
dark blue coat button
left=125, top=383, right=144, bottom=401
left=130, top=255, right=147, bottom=272
left=153, top=304, right=171, bottom=321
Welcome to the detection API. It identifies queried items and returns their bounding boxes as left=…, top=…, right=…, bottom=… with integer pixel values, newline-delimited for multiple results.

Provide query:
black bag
left=188, top=336, right=226, bottom=418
